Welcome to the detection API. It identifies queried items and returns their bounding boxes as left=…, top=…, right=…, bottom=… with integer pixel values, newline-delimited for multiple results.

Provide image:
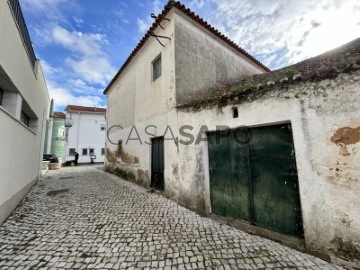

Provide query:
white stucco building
left=64, top=105, right=106, bottom=164
left=0, top=0, right=50, bottom=224
left=104, top=1, right=360, bottom=267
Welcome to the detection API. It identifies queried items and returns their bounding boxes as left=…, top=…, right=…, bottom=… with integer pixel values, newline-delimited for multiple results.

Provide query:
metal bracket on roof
left=151, top=13, right=171, bottom=30
left=150, top=32, right=171, bottom=47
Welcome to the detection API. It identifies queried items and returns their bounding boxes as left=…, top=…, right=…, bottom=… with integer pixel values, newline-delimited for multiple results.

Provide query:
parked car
left=43, top=154, right=59, bottom=163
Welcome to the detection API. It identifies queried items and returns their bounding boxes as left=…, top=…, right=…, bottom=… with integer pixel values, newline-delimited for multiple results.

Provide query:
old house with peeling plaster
left=104, top=0, right=360, bottom=267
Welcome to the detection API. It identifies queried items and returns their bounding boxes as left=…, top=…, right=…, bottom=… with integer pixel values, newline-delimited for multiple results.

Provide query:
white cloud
left=194, top=0, right=360, bottom=68
left=153, top=0, right=162, bottom=15
left=20, top=0, right=70, bottom=21
left=51, top=26, right=107, bottom=56
left=65, top=57, right=116, bottom=87
left=73, top=16, right=84, bottom=27
left=20, top=0, right=66, bottom=11
left=47, top=81, right=103, bottom=110
left=20, top=0, right=114, bottom=109
left=136, top=0, right=165, bottom=34
left=113, top=9, right=129, bottom=24
left=44, top=25, right=116, bottom=86
left=137, top=18, right=149, bottom=33
left=189, top=0, right=207, bottom=9
left=68, top=78, right=86, bottom=87
left=40, top=60, right=63, bottom=77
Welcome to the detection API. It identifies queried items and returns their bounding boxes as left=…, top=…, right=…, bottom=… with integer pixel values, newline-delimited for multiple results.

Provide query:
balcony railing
left=8, top=0, right=37, bottom=69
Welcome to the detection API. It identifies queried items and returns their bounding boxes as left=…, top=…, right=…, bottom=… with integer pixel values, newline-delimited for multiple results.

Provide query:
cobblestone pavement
left=0, top=166, right=344, bottom=270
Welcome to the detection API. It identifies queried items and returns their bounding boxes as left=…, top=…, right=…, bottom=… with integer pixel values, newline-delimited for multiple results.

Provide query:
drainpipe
left=38, top=107, right=46, bottom=179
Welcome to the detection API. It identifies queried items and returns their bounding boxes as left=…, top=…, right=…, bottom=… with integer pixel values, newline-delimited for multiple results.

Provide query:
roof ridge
left=65, top=105, right=107, bottom=112
left=103, top=1, right=269, bottom=95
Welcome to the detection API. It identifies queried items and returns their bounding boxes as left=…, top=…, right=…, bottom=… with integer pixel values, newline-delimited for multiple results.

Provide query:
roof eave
left=103, top=1, right=269, bottom=95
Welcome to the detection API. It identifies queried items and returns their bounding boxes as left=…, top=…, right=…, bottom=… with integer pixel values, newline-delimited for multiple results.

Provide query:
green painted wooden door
left=151, top=137, right=164, bottom=190
left=208, top=123, right=303, bottom=237
left=209, top=129, right=251, bottom=222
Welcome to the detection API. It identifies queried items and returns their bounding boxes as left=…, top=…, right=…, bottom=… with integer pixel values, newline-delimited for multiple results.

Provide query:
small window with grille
left=152, top=54, right=161, bottom=81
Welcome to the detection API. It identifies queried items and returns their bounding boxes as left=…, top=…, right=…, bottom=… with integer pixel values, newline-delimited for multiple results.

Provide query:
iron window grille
left=82, top=149, right=88, bottom=156
left=89, top=148, right=95, bottom=155
left=152, top=54, right=162, bottom=81
left=101, top=148, right=105, bottom=155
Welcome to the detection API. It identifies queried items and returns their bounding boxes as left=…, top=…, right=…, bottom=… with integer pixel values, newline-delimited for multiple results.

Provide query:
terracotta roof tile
left=103, top=0, right=269, bottom=95
left=178, top=38, right=360, bottom=110
left=53, top=112, right=66, bottom=119
left=65, top=105, right=106, bottom=113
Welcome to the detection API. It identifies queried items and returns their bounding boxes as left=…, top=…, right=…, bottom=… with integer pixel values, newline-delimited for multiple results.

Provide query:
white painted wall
left=105, top=9, right=265, bottom=189
left=174, top=9, right=266, bottom=104
left=64, top=111, right=106, bottom=164
left=105, top=9, right=177, bottom=186
left=0, top=0, right=50, bottom=223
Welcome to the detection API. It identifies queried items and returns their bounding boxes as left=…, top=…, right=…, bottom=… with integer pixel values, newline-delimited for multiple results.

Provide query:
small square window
left=101, top=124, right=106, bottom=131
left=57, top=127, right=65, bottom=138
left=101, top=148, right=105, bottom=156
left=152, top=55, right=162, bottom=81
left=89, top=148, right=95, bottom=155
left=232, top=107, right=239, bottom=118
left=69, top=148, right=76, bottom=156
left=82, top=148, right=88, bottom=156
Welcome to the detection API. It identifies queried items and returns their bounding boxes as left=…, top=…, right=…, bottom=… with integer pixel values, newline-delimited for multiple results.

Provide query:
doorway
left=208, top=123, right=304, bottom=237
left=151, top=137, right=164, bottom=190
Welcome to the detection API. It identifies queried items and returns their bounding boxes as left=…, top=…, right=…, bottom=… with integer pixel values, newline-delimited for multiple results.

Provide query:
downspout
left=38, top=107, right=46, bottom=179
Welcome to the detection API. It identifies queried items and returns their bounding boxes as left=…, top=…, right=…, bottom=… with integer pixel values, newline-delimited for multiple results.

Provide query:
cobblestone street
left=0, top=166, right=344, bottom=270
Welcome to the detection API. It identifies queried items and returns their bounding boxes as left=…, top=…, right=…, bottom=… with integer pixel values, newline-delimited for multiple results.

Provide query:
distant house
left=50, top=112, right=66, bottom=160
left=0, top=0, right=50, bottom=224
left=64, top=105, right=106, bottom=164
left=44, top=111, right=66, bottom=161
left=104, top=0, right=360, bottom=267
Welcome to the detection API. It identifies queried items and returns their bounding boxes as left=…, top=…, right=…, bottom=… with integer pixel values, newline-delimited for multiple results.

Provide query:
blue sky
left=19, top=0, right=360, bottom=112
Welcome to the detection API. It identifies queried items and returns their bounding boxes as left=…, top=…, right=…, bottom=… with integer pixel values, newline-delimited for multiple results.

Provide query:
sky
left=19, top=0, right=360, bottom=112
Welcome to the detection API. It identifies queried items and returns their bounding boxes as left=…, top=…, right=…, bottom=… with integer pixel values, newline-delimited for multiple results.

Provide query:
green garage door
left=208, top=123, right=303, bottom=237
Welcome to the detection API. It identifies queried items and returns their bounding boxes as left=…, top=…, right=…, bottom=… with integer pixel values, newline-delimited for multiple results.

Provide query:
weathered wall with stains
left=105, top=8, right=266, bottom=194
left=105, top=10, right=178, bottom=188
left=173, top=9, right=266, bottom=105
left=177, top=71, right=360, bottom=267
